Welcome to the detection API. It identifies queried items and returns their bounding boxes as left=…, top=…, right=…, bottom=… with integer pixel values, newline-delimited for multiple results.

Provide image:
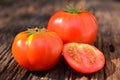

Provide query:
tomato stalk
left=28, top=28, right=47, bottom=35
left=64, top=4, right=85, bottom=14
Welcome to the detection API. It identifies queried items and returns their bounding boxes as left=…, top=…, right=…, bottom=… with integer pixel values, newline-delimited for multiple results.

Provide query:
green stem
left=64, top=4, right=85, bottom=14
left=28, top=27, right=46, bottom=35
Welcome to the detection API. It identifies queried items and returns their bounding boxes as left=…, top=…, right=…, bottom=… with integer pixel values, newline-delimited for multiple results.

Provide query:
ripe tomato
left=62, top=43, right=105, bottom=73
left=12, top=28, right=63, bottom=71
left=47, top=9, right=98, bottom=44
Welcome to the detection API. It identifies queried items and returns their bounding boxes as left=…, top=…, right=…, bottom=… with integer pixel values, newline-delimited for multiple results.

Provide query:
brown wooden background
left=0, top=0, right=120, bottom=80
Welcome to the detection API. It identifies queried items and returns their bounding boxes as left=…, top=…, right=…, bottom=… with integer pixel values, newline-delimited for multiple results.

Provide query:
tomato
left=47, top=8, right=98, bottom=44
left=12, top=28, right=63, bottom=71
left=62, top=43, right=105, bottom=73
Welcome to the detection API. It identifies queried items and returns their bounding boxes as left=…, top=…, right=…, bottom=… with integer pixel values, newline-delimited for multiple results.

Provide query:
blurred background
left=0, top=0, right=119, bottom=31
left=0, top=0, right=79, bottom=30
left=0, top=0, right=120, bottom=43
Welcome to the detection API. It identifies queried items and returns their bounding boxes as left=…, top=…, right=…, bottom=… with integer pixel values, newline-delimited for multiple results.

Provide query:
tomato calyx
left=64, top=5, right=85, bottom=14
left=28, top=28, right=47, bottom=35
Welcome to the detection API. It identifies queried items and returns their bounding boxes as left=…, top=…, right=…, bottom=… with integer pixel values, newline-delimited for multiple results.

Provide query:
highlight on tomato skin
left=12, top=28, right=63, bottom=71
left=62, top=43, right=105, bottom=74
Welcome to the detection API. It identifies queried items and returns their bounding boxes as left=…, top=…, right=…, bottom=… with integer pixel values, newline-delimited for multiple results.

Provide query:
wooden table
left=0, top=0, right=120, bottom=80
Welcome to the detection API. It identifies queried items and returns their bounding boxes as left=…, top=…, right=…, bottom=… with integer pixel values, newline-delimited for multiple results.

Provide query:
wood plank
left=0, top=0, right=120, bottom=80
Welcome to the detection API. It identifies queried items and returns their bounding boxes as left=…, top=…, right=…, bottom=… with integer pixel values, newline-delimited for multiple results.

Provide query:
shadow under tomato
left=27, top=56, right=68, bottom=80
left=64, top=59, right=116, bottom=80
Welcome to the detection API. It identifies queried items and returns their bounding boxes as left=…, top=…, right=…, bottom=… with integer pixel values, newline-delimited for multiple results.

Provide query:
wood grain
left=0, top=0, right=120, bottom=80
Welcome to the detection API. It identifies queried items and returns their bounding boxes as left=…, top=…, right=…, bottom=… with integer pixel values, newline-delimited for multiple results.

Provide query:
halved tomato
left=62, top=43, right=105, bottom=73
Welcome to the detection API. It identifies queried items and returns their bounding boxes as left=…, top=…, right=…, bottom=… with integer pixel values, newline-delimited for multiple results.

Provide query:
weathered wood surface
left=0, top=0, right=120, bottom=80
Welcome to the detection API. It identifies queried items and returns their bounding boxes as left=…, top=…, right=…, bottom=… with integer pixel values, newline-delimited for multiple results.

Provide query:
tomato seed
left=89, top=56, right=95, bottom=63
left=87, top=51, right=95, bottom=63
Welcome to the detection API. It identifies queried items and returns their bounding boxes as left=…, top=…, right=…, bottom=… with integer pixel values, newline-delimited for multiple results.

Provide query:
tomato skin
left=48, top=10, right=98, bottom=44
left=12, top=28, right=63, bottom=71
left=62, top=43, right=105, bottom=73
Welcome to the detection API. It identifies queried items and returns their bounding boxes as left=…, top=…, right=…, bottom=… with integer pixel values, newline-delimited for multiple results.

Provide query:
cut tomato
left=62, top=43, right=105, bottom=73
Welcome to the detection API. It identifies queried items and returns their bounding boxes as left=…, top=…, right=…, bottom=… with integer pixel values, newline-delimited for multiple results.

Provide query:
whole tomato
left=12, top=28, right=63, bottom=71
left=47, top=7, right=98, bottom=44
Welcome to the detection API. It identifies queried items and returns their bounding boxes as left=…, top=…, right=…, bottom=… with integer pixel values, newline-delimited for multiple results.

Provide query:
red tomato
left=12, top=28, right=63, bottom=71
left=47, top=10, right=98, bottom=44
left=62, top=43, right=105, bottom=73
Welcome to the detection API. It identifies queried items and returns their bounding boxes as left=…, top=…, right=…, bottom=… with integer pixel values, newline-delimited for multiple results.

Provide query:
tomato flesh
left=62, top=43, right=105, bottom=73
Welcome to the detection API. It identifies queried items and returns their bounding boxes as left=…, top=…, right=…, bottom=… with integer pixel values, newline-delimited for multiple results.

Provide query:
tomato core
left=66, top=45, right=80, bottom=63
left=67, top=44, right=97, bottom=64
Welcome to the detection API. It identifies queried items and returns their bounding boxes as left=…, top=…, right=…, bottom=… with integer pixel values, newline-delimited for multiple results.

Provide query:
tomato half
left=62, top=43, right=105, bottom=73
left=12, top=28, right=63, bottom=71
left=47, top=9, right=98, bottom=44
